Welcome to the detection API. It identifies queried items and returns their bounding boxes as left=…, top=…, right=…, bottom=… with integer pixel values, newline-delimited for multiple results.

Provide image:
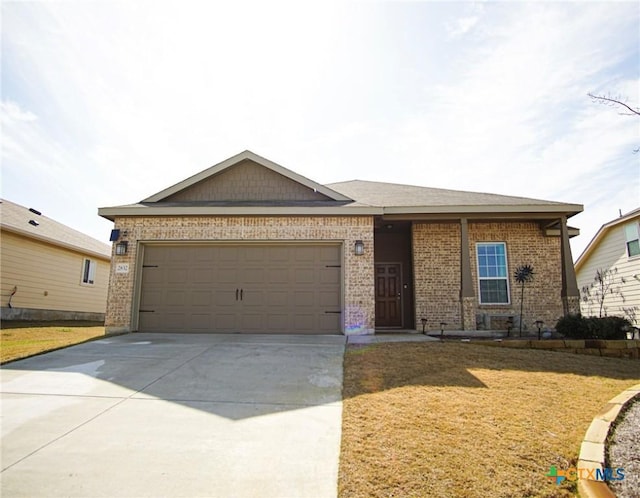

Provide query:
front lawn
left=1, top=323, right=105, bottom=363
left=339, top=342, right=640, bottom=498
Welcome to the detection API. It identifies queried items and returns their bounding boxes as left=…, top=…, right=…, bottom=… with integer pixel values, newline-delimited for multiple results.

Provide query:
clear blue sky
left=2, top=1, right=639, bottom=259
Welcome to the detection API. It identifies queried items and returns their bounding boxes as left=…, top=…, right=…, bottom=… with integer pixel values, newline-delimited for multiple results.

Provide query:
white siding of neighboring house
left=576, top=219, right=640, bottom=324
left=0, top=230, right=110, bottom=313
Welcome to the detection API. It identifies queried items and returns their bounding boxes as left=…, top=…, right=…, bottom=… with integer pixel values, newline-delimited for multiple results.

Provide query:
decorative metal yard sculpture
left=514, top=265, right=535, bottom=336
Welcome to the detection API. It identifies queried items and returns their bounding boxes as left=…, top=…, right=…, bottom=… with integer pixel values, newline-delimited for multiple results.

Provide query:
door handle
left=236, top=288, right=239, bottom=301
left=397, top=293, right=401, bottom=300
left=240, top=289, right=243, bottom=301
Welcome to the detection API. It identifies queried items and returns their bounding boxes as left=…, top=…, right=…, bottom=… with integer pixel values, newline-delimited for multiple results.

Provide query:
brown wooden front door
left=375, top=263, right=402, bottom=327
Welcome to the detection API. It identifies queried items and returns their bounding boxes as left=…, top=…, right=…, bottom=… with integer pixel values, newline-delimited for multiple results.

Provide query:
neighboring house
left=0, top=199, right=111, bottom=321
left=98, top=150, right=583, bottom=335
left=575, top=208, right=640, bottom=324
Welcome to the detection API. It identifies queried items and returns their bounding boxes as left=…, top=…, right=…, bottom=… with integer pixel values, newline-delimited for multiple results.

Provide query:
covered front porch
left=372, top=215, right=580, bottom=333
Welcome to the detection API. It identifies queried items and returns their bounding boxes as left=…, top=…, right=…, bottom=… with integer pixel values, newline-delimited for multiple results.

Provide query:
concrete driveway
left=1, top=333, right=345, bottom=498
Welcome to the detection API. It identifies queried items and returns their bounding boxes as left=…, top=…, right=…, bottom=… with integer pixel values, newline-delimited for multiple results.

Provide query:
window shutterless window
left=624, top=222, right=640, bottom=257
left=476, top=242, right=510, bottom=304
left=82, top=259, right=96, bottom=285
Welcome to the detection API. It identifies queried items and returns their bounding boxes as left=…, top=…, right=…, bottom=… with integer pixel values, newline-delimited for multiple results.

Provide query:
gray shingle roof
left=1, top=199, right=111, bottom=259
left=327, top=180, right=572, bottom=208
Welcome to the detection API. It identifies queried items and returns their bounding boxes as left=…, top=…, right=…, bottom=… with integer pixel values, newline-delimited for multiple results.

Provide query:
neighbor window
left=625, top=222, right=640, bottom=257
left=82, top=259, right=96, bottom=285
left=476, top=242, right=509, bottom=304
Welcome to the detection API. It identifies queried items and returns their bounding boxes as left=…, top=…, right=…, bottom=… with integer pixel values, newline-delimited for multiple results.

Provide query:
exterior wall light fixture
left=115, top=241, right=128, bottom=255
left=354, top=240, right=365, bottom=256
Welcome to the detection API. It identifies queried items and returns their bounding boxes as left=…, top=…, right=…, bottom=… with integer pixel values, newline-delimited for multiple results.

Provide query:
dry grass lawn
left=1, top=322, right=105, bottom=363
left=339, top=342, right=640, bottom=498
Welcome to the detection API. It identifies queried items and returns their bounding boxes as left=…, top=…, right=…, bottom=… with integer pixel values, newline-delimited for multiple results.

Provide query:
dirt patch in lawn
left=1, top=323, right=105, bottom=364
left=339, top=342, right=640, bottom=498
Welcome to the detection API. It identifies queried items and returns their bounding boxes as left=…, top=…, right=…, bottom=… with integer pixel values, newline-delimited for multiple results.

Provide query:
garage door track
left=1, top=333, right=345, bottom=497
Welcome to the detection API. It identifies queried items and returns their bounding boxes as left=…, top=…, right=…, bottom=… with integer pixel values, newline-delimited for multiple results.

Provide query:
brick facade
left=105, top=216, right=374, bottom=335
left=106, top=216, right=574, bottom=335
left=413, top=221, right=569, bottom=332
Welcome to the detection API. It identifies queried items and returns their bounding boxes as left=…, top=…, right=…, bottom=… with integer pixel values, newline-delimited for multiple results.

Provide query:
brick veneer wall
left=413, top=223, right=462, bottom=329
left=105, top=215, right=374, bottom=335
left=413, top=221, right=566, bottom=331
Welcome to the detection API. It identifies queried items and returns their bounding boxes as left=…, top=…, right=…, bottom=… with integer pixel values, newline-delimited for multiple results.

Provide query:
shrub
left=555, top=315, right=631, bottom=340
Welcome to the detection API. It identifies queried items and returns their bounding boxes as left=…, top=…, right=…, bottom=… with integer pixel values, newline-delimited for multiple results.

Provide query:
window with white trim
left=476, top=242, right=510, bottom=304
left=624, top=222, right=640, bottom=257
left=82, top=258, right=97, bottom=285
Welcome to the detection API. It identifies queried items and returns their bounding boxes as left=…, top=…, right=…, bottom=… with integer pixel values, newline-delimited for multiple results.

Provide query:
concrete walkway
left=1, top=334, right=345, bottom=498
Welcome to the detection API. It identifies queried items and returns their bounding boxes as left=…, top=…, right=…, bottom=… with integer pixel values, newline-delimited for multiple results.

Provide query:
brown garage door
left=137, top=244, right=341, bottom=334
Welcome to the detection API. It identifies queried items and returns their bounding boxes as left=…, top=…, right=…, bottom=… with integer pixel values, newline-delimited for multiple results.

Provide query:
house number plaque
left=115, top=263, right=130, bottom=274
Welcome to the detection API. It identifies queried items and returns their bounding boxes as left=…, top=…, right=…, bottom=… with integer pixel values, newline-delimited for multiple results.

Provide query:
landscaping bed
left=339, top=342, right=640, bottom=498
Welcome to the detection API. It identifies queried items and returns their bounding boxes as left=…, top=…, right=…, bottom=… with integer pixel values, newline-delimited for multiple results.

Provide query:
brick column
left=460, top=218, right=476, bottom=330
left=560, top=216, right=580, bottom=316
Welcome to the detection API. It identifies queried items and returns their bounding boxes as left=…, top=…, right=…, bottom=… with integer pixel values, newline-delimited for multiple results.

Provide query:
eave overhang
left=0, top=224, right=111, bottom=261
left=98, top=203, right=583, bottom=222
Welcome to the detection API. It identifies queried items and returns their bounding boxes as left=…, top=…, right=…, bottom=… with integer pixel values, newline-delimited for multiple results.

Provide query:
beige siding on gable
left=576, top=221, right=640, bottom=322
left=0, top=230, right=110, bottom=313
left=165, top=160, right=332, bottom=202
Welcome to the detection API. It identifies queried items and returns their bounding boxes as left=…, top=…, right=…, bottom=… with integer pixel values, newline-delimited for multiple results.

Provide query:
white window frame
left=476, top=242, right=510, bottom=305
left=624, top=222, right=640, bottom=258
left=81, top=258, right=97, bottom=285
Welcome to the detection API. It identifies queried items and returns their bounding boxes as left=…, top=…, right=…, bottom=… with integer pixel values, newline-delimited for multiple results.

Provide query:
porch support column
left=560, top=216, right=580, bottom=316
left=460, top=218, right=475, bottom=330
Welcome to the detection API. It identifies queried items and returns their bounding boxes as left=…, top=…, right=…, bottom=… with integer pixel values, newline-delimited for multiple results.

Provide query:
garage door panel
left=267, top=314, right=289, bottom=330
left=166, top=290, right=186, bottom=306
left=295, top=291, right=314, bottom=307
left=217, top=246, right=239, bottom=262
left=320, top=267, right=340, bottom=284
left=138, top=244, right=341, bottom=334
left=192, top=269, right=213, bottom=283
left=319, top=313, right=341, bottom=332
left=167, top=269, right=188, bottom=284
left=140, top=290, right=162, bottom=307
left=190, top=314, right=211, bottom=329
left=213, top=313, right=237, bottom=330
left=217, top=267, right=239, bottom=284
left=241, top=314, right=263, bottom=330
left=266, top=267, right=289, bottom=283
left=294, top=268, right=315, bottom=284
left=240, top=268, right=265, bottom=284
left=165, top=313, right=186, bottom=330
left=192, top=291, right=212, bottom=306
left=142, top=267, right=163, bottom=284
left=319, top=291, right=340, bottom=307
left=294, top=314, right=315, bottom=331
left=266, top=247, right=290, bottom=262
left=266, top=291, right=288, bottom=306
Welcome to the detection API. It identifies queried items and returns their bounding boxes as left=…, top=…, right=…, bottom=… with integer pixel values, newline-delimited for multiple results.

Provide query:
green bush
left=555, top=315, right=631, bottom=340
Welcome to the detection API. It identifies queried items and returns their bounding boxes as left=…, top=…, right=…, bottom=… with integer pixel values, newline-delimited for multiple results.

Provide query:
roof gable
left=575, top=207, right=640, bottom=271
left=144, top=150, right=352, bottom=203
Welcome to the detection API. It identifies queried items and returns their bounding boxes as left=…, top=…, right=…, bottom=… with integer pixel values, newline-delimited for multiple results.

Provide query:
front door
left=375, top=263, right=402, bottom=327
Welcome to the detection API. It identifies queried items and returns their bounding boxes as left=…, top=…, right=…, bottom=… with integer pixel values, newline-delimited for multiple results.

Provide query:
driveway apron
left=1, top=333, right=345, bottom=498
